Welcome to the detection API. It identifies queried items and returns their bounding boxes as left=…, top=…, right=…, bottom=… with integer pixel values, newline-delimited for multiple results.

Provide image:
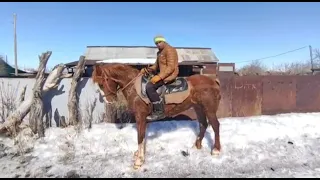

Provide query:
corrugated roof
left=0, top=58, right=28, bottom=77
left=83, top=46, right=219, bottom=63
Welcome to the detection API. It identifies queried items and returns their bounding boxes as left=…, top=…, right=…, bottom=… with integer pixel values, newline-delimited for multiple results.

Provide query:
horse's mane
left=93, top=63, right=139, bottom=82
left=92, top=64, right=103, bottom=84
left=107, top=63, right=138, bottom=77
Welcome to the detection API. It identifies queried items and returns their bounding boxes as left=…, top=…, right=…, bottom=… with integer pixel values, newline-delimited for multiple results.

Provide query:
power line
left=235, top=46, right=308, bottom=64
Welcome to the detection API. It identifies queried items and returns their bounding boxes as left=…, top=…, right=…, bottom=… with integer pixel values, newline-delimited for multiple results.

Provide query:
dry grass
left=114, top=91, right=134, bottom=124
left=58, top=134, right=76, bottom=164
left=76, top=90, right=133, bottom=130
left=104, top=91, right=134, bottom=125
left=81, top=98, right=97, bottom=130
left=13, top=125, right=36, bottom=157
left=0, top=77, right=36, bottom=158
left=0, top=80, right=20, bottom=123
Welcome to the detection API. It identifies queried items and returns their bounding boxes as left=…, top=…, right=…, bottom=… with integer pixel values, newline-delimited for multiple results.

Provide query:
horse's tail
left=210, top=77, right=221, bottom=102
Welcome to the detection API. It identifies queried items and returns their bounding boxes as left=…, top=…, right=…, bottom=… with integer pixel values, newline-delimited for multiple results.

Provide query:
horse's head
left=92, top=63, right=140, bottom=103
left=92, top=64, right=119, bottom=103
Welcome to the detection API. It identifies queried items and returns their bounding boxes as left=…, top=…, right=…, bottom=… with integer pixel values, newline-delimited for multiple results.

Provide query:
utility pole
left=13, top=13, right=18, bottom=76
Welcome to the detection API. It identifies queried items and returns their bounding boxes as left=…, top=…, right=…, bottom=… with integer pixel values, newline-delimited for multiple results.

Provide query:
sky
left=0, top=2, right=320, bottom=70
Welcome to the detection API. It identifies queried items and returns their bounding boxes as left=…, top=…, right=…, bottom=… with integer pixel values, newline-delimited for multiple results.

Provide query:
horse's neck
left=117, top=71, right=138, bottom=87
left=117, top=71, right=139, bottom=99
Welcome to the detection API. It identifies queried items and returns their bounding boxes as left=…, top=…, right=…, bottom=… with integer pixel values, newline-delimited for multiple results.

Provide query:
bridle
left=97, top=67, right=142, bottom=98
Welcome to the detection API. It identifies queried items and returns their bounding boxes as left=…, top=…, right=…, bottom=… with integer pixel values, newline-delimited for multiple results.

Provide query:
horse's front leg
left=133, top=113, right=148, bottom=169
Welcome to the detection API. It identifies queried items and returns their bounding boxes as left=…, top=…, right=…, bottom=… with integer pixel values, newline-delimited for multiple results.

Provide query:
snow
left=1, top=112, right=320, bottom=178
left=97, top=58, right=157, bottom=64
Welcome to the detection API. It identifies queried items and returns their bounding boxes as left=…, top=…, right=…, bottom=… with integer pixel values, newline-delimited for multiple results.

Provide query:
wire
left=235, top=46, right=309, bottom=64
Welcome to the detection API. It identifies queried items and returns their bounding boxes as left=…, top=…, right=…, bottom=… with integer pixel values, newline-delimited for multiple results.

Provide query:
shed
left=65, top=46, right=220, bottom=77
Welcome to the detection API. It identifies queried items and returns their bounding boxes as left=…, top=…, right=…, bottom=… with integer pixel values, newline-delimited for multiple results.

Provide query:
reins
left=119, top=73, right=142, bottom=92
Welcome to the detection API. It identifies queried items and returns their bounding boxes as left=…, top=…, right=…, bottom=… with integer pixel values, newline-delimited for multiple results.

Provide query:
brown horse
left=92, top=63, right=222, bottom=169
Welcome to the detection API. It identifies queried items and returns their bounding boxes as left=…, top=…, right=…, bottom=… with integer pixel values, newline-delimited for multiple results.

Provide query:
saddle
left=140, top=75, right=189, bottom=98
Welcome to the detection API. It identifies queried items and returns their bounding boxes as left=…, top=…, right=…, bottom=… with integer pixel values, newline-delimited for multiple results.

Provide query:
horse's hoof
left=192, top=144, right=202, bottom=149
left=192, top=141, right=202, bottom=149
left=133, top=157, right=145, bottom=170
left=133, top=164, right=141, bottom=170
left=211, top=148, right=220, bottom=156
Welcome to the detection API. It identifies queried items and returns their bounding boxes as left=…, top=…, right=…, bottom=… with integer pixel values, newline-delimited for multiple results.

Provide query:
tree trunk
left=28, top=51, right=51, bottom=137
left=67, top=56, right=86, bottom=126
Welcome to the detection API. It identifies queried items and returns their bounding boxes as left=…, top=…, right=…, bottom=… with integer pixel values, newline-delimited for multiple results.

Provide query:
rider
left=140, top=35, right=179, bottom=121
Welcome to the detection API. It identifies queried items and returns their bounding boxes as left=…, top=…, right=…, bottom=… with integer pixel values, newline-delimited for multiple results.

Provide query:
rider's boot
left=146, top=98, right=166, bottom=121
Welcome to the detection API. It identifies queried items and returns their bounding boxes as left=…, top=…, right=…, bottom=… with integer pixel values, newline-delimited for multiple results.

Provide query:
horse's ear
left=93, top=64, right=98, bottom=70
left=92, top=65, right=99, bottom=83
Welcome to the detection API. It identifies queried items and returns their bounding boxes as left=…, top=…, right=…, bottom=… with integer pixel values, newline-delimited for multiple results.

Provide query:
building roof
left=0, top=58, right=29, bottom=77
left=84, top=46, right=219, bottom=63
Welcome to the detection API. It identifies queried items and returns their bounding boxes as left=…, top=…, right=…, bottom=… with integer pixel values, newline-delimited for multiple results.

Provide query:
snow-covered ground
left=1, top=112, right=320, bottom=178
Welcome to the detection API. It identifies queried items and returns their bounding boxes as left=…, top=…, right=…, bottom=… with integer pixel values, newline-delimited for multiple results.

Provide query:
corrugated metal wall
left=215, top=75, right=320, bottom=118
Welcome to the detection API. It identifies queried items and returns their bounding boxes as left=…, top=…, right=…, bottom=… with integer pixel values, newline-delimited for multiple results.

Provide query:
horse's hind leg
left=192, top=105, right=208, bottom=149
left=200, top=87, right=221, bottom=156
left=202, top=104, right=221, bottom=156
left=206, top=112, right=221, bottom=156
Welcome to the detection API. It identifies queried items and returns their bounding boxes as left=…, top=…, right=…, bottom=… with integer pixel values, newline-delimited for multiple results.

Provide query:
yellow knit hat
left=154, top=35, right=166, bottom=43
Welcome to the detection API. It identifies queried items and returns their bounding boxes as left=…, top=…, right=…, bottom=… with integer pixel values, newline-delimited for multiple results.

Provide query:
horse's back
left=187, top=74, right=220, bottom=89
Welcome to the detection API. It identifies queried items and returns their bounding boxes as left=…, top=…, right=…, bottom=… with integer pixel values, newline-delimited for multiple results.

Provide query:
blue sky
left=0, top=2, right=319, bottom=70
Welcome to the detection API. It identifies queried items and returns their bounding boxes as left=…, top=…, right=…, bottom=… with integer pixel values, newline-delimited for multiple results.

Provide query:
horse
left=92, top=63, right=222, bottom=169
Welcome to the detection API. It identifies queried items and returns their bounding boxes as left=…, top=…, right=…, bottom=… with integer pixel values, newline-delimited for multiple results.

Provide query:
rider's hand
left=140, top=68, right=147, bottom=75
left=150, top=75, right=162, bottom=84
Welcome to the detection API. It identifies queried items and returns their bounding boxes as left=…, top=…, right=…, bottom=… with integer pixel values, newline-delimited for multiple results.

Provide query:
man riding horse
left=140, top=35, right=179, bottom=121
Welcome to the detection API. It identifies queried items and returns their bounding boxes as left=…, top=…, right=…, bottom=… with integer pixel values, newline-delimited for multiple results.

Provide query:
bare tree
left=0, top=51, right=71, bottom=137
left=313, top=48, right=320, bottom=68
left=314, top=48, right=320, bottom=59
left=236, top=60, right=268, bottom=76
left=236, top=58, right=313, bottom=76
left=271, top=60, right=312, bottom=75
left=28, top=52, right=51, bottom=137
